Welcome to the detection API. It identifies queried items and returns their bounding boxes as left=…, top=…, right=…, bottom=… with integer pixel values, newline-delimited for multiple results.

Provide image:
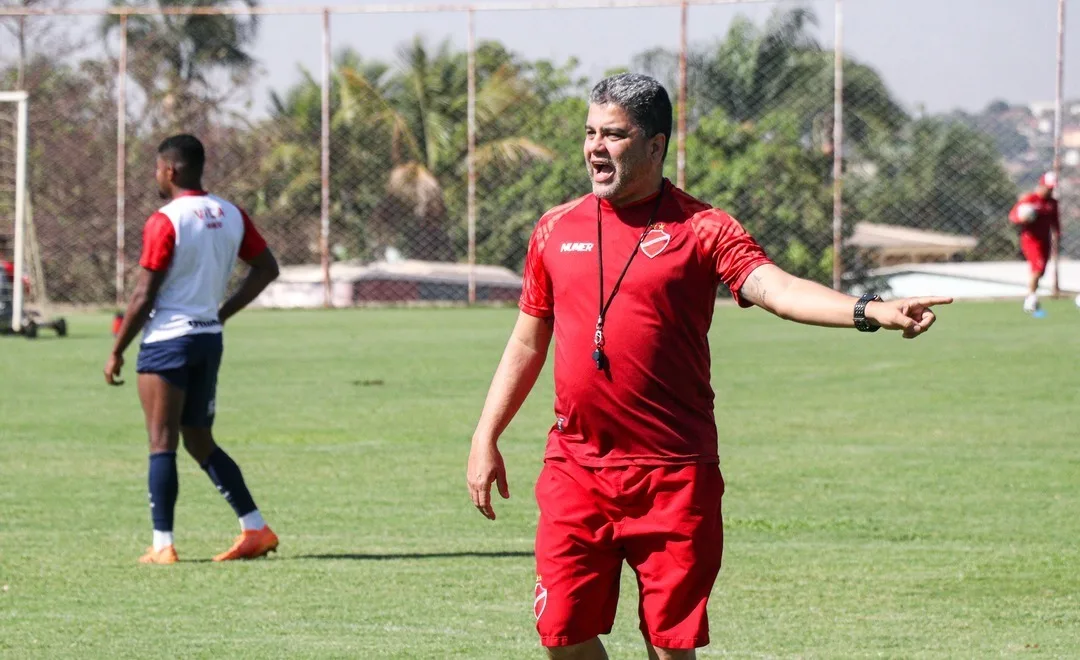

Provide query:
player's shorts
left=1020, top=234, right=1051, bottom=276
left=533, top=458, right=725, bottom=650
left=136, top=333, right=223, bottom=427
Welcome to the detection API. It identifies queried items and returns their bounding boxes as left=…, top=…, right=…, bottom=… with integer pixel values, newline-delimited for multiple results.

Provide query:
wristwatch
left=853, top=293, right=881, bottom=332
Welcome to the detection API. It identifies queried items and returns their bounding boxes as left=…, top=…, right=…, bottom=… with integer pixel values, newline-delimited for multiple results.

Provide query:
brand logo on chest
left=640, top=224, right=671, bottom=258
left=560, top=242, right=594, bottom=253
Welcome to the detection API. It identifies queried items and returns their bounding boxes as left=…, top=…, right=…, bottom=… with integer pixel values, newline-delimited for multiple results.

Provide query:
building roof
left=847, top=222, right=977, bottom=251
left=275, top=258, right=523, bottom=286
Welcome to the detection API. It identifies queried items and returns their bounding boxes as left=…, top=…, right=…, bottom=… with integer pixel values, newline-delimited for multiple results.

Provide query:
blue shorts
left=136, top=333, right=223, bottom=428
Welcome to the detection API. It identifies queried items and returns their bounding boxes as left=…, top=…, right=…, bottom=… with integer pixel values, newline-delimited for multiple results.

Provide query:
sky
left=242, top=0, right=1080, bottom=116
left=14, top=0, right=1080, bottom=116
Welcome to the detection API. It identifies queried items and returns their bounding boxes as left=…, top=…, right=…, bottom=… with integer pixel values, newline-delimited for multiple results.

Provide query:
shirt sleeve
left=519, top=219, right=555, bottom=318
left=139, top=212, right=176, bottom=272
left=693, top=210, right=772, bottom=308
left=238, top=209, right=269, bottom=261
left=1009, top=194, right=1033, bottom=225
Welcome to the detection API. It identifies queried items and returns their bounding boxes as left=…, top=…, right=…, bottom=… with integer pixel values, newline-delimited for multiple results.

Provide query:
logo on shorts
left=534, top=575, right=548, bottom=621
left=187, top=319, right=221, bottom=328
left=207, top=397, right=216, bottom=416
left=640, top=226, right=671, bottom=259
left=556, top=416, right=565, bottom=432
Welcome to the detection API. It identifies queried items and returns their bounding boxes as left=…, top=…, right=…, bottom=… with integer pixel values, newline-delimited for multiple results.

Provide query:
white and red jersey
left=1009, top=192, right=1060, bottom=244
left=139, top=191, right=267, bottom=344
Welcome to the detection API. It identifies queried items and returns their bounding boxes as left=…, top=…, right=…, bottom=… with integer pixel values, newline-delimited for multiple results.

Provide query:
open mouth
left=592, top=161, right=615, bottom=183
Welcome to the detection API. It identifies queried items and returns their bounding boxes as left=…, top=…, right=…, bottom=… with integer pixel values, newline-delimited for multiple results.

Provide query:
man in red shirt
left=1009, top=171, right=1060, bottom=313
left=466, top=73, right=952, bottom=660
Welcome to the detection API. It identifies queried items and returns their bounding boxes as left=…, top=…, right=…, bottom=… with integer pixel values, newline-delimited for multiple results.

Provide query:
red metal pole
left=116, top=14, right=127, bottom=305
left=831, top=0, right=844, bottom=291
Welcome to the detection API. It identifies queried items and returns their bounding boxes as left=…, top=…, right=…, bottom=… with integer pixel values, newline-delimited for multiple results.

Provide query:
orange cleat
left=212, top=526, right=279, bottom=562
left=139, top=545, right=179, bottom=564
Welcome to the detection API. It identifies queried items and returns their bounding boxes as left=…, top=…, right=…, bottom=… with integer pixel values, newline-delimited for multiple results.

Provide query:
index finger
left=913, top=296, right=953, bottom=307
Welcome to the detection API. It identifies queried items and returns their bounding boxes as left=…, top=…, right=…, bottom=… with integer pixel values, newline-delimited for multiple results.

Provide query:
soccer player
left=0, top=234, right=12, bottom=282
left=465, top=74, right=952, bottom=660
left=0, top=233, right=27, bottom=290
left=1009, top=171, right=1061, bottom=313
left=104, top=134, right=281, bottom=564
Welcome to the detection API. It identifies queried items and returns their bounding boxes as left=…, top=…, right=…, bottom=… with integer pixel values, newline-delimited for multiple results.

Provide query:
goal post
left=0, top=91, right=28, bottom=332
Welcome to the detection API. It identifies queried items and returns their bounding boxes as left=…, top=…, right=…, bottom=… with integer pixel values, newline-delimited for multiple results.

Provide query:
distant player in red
left=0, top=233, right=29, bottom=292
left=466, top=74, right=952, bottom=659
left=1009, top=171, right=1060, bottom=313
left=104, top=134, right=281, bottom=564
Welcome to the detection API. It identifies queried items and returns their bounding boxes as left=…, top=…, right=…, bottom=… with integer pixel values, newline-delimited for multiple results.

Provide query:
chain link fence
left=0, top=0, right=1073, bottom=308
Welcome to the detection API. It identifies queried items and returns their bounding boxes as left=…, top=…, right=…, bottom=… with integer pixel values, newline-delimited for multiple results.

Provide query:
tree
left=266, top=38, right=554, bottom=264
left=102, top=0, right=260, bottom=132
left=947, top=102, right=1032, bottom=162
left=683, top=109, right=835, bottom=282
left=848, top=116, right=1019, bottom=259
left=0, top=57, right=119, bottom=302
left=634, top=7, right=905, bottom=152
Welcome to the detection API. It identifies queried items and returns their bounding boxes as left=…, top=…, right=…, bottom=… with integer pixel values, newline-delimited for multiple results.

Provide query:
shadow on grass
left=288, top=551, right=534, bottom=561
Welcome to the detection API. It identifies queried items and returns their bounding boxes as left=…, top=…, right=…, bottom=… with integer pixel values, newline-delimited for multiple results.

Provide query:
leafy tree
left=848, top=116, right=1019, bottom=259
left=634, top=7, right=905, bottom=152
left=684, top=109, right=835, bottom=281
left=102, top=0, right=260, bottom=131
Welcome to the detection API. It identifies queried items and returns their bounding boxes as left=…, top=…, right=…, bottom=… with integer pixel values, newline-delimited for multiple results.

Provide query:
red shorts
left=1020, top=234, right=1050, bottom=275
left=533, top=459, right=725, bottom=649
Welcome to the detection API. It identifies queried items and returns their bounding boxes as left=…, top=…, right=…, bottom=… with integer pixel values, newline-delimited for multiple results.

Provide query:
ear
left=650, top=134, right=667, bottom=163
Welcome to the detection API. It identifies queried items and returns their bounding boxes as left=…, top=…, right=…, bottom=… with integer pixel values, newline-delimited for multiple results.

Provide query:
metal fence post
left=676, top=0, right=687, bottom=190
left=467, top=7, right=477, bottom=305
left=321, top=8, right=332, bottom=307
left=1053, top=0, right=1066, bottom=296
left=116, top=13, right=127, bottom=305
left=831, top=0, right=844, bottom=291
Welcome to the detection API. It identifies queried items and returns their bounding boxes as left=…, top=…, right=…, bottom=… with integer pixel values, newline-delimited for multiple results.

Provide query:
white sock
left=239, top=510, right=266, bottom=532
left=153, top=530, right=174, bottom=551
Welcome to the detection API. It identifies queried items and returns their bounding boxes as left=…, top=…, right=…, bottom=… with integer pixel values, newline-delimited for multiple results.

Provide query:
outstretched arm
left=740, top=264, right=952, bottom=338
left=467, top=311, right=554, bottom=520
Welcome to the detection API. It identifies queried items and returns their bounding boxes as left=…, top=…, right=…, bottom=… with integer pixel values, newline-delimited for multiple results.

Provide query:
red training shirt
left=1010, top=192, right=1059, bottom=244
left=520, top=180, right=772, bottom=467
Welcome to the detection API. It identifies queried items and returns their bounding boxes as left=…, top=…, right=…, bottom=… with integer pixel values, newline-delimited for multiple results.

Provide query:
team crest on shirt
left=534, top=575, right=548, bottom=620
left=640, top=225, right=671, bottom=258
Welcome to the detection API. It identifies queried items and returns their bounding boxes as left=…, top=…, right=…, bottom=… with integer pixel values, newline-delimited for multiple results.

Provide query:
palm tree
left=102, top=0, right=260, bottom=131
left=262, top=40, right=552, bottom=264
left=337, top=37, right=552, bottom=262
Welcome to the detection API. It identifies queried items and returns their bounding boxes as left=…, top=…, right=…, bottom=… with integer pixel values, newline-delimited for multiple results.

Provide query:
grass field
left=2, top=301, right=1079, bottom=658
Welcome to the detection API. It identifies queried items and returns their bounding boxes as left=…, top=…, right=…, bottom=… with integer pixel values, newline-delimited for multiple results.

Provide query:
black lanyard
left=593, top=182, right=667, bottom=370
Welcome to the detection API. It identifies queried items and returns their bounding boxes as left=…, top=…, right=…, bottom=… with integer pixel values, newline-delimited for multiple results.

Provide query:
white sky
left=15, top=0, right=1080, bottom=115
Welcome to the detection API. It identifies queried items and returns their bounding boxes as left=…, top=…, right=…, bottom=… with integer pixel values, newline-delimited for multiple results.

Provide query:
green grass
left=1, top=301, right=1079, bottom=658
